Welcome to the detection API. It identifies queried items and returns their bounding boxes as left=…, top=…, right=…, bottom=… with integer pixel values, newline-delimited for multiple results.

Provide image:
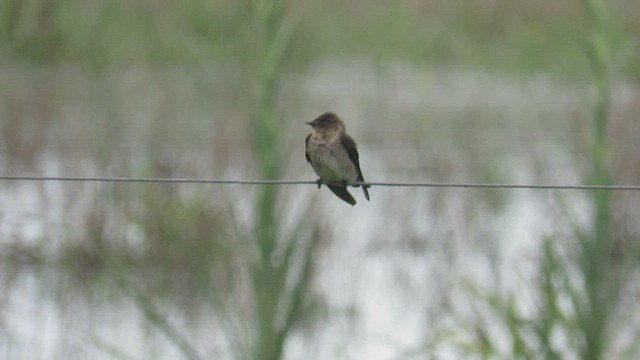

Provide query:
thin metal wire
left=0, top=176, right=308, bottom=185
left=0, top=175, right=639, bottom=191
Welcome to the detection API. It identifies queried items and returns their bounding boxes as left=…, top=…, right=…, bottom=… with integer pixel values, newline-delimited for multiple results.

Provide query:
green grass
left=1, top=0, right=638, bottom=79
left=459, top=1, right=635, bottom=359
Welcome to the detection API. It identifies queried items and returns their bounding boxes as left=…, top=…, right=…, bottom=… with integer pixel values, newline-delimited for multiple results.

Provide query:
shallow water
left=1, top=60, right=638, bottom=359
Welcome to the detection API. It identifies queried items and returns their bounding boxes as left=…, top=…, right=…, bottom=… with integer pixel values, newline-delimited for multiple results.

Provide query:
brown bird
left=305, top=112, right=370, bottom=205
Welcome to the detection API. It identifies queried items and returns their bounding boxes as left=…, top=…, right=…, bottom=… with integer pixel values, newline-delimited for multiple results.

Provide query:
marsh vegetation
left=1, top=1, right=640, bottom=359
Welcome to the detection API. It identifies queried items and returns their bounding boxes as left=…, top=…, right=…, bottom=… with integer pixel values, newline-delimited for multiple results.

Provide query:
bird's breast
left=308, top=138, right=358, bottom=182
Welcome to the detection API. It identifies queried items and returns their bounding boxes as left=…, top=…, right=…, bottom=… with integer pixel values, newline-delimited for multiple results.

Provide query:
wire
left=0, top=175, right=639, bottom=191
left=0, top=176, right=307, bottom=185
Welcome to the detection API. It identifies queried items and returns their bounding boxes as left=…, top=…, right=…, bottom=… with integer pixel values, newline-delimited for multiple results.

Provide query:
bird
left=305, top=112, right=370, bottom=205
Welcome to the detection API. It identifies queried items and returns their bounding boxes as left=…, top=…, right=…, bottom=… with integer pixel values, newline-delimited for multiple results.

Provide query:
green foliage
left=247, top=2, right=322, bottom=360
left=460, top=1, right=636, bottom=359
left=1, top=0, right=638, bottom=78
left=575, top=1, right=618, bottom=359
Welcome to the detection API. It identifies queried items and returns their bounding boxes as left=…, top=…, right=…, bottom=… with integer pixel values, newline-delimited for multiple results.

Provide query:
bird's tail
left=361, top=184, right=370, bottom=201
left=353, top=176, right=370, bottom=201
left=327, top=185, right=356, bottom=206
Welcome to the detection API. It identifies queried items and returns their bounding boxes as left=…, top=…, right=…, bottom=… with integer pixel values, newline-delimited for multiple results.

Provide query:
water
left=1, top=60, right=638, bottom=359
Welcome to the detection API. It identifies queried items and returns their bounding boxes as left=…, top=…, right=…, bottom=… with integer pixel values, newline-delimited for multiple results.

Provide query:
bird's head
left=306, top=112, right=345, bottom=134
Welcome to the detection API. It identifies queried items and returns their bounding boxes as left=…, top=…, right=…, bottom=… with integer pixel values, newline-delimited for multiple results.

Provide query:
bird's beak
left=305, top=121, right=314, bottom=127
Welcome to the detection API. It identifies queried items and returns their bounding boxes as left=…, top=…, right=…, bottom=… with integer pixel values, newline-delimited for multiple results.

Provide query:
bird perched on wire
left=305, top=112, right=370, bottom=205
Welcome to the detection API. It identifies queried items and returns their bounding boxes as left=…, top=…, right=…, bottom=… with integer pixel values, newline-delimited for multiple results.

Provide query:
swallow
left=305, top=112, right=370, bottom=205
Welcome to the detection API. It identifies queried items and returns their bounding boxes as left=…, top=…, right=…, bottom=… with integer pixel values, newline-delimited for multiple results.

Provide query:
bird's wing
left=341, top=134, right=364, bottom=182
left=305, top=133, right=312, bottom=164
left=341, top=133, right=370, bottom=201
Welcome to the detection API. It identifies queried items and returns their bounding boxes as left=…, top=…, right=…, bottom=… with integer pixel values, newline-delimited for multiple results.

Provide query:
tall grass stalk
left=251, top=0, right=287, bottom=356
left=459, top=1, right=625, bottom=358
left=248, top=2, right=318, bottom=360
left=576, top=1, right=615, bottom=359
left=538, top=2, right=619, bottom=359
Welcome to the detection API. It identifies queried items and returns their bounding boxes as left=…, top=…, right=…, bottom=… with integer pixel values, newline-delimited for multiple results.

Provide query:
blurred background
left=1, top=0, right=639, bottom=359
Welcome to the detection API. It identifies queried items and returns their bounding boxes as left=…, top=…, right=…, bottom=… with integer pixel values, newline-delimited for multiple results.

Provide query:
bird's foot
left=315, top=179, right=323, bottom=189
